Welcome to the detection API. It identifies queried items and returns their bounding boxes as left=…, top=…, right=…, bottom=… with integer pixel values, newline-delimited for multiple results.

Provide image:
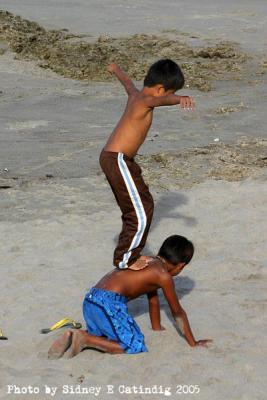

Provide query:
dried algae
left=137, top=138, right=267, bottom=190
left=0, top=10, right=249, bottom=91
left=1, top=139, right=266, bottom=191
left=215, top=102, right=247, bottom=114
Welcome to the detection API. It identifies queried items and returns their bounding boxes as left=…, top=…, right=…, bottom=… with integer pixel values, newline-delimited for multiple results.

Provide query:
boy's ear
left=155, top=84, right=166, bottom=96
left=171, top=262, right=186, bottom=276
left=176, top=262, right=186, bottom=272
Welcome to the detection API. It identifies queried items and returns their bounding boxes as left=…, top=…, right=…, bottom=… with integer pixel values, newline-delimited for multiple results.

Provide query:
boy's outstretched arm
left=107, top=63, right=138, bottom=95
left=160, top=275, right=212, bottom=347
left=145, top=94, right=195, bottom=109
left=147, top=290, right=165, bottom=331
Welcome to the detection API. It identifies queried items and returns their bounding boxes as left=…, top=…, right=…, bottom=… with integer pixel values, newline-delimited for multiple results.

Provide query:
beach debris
left=77, top=375, right=85, bottom=384
left=216, top=102, right=247, bottom=114
left=260, top=60, right=267, bottom=69
left=137, top=138, right=267, bottom=190
left=214, top=138, right=220, bottom=142
left=0, top=10, right=249, bottom=91
left=0, top=177, right=23, bottom=190
left=0, top=329, right=8, bottom=340
left=3, top=168, right=9, bottom=172
left=256, top=58, right=267, bottom=75
left=0, top=185, right=11, bottom=189
left=40, top=318, right=82, bottom=334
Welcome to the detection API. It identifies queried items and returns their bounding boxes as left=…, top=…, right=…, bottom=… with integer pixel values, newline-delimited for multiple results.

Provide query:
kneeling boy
left=48, top=235, right=212, bottom=358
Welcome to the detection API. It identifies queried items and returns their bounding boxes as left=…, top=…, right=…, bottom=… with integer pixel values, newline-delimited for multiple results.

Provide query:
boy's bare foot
left=68, top=330, right=88, bottom=358
left=128, top=256, right=154, bottom=271
left=48, top=330, right=73, bottom=360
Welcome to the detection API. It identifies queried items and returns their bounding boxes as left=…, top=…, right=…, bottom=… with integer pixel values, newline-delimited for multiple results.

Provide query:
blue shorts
left=83, top=287, right=148, bottom=354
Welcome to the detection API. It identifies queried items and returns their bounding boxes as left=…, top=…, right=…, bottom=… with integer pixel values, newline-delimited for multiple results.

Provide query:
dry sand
left=0, top=1, right=267, bottom=400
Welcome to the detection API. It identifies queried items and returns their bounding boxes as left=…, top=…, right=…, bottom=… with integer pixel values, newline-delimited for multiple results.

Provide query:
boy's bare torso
left=103, top=63, right=194, bottom=159
left=104, top=89, right=153, bottom=158
left=95, top=258, right=165, bottom=300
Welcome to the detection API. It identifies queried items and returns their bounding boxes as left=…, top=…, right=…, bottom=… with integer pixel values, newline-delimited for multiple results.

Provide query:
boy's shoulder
left=129, top=90, right=153, bottom=104
left=143, top=258, right=173, bottom=284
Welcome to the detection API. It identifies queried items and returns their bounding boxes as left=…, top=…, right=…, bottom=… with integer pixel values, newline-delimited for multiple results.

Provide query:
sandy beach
left=0, top=1, right=267, bottom=400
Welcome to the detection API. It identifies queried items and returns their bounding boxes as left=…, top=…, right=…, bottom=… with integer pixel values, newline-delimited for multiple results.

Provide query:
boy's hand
left=107, top=63, right=118, bottom=74
left=194, top=339, right=213, bottom=348
left=179, top=96, right=195, bottom=110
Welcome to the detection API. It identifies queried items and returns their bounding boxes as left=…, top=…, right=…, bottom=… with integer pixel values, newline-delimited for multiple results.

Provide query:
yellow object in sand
left=40, top=318, right=82, bottom=334
left=0, top=329, right=8, bottom=340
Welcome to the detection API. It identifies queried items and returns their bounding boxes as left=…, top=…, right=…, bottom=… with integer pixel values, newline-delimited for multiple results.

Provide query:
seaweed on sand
left=0, top=10, right=249, bottom=91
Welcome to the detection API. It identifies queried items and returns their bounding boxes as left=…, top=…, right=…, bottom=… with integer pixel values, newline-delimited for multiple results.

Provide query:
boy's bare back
left=95, top=257, right=166, bottom=299
left=94, top=255, right=211, bottom=348
left=104, top=63, right=194, bottom=158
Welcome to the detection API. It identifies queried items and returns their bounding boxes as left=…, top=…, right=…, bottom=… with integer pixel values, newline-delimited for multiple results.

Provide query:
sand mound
left=137, top=138, right=267, bottom=190
left=0, top=10, right=249, bottom=91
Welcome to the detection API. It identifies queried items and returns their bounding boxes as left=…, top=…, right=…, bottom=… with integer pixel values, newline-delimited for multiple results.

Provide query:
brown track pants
left=99, top=150, right=154, bottom=268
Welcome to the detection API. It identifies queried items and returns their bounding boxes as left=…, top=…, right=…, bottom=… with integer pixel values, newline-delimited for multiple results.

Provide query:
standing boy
left=100, top=60, right=194, bottom=270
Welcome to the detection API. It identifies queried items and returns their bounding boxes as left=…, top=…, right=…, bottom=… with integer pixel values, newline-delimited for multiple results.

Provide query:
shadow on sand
left=128, top=275, right=195, bottom=317
left=113, top=191, right=198, bottom=255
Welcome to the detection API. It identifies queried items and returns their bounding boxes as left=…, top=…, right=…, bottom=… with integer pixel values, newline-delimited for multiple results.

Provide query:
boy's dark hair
left=158, top=235, right=194, bottom=265
left=144, top=59, right=185, bottom=91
